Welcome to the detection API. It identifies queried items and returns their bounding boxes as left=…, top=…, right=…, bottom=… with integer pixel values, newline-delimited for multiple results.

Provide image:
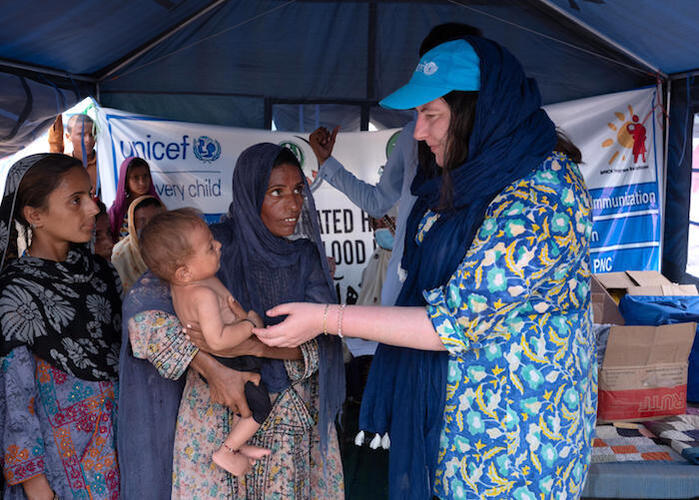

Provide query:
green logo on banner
left=386, top=130, right=401, bottom=160
left=279, top=141, right=305, bottom=167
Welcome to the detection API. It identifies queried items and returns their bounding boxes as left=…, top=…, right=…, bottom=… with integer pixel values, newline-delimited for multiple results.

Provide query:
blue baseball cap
left=379, top=39, right=480, bottom=110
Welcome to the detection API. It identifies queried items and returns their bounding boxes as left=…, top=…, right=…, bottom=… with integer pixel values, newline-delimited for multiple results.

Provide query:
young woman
left=0, top=153, right=122, bottom=499
left=256, top=37, right=597, bottom=500
left=108, top=156, right=161, bottom=242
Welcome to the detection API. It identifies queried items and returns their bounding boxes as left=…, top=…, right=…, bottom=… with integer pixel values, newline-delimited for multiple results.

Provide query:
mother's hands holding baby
left=253, top=302, right=325, bottom=348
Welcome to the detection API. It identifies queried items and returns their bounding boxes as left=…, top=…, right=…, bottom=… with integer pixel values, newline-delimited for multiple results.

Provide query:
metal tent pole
left=0, top=59, right=97, bottom=82
left=99, top=0, right=228, bottom=81
left=535, top=0, right=666, bottom=78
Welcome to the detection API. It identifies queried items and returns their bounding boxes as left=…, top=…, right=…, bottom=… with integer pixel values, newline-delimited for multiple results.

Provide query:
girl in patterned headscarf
left=257, top=36, right=597, bottom=500
left=0, top=153, right=122, bottom=500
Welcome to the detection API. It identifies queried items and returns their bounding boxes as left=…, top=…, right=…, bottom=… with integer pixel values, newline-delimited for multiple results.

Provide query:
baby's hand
left=247, top=310, right=264, bottom=328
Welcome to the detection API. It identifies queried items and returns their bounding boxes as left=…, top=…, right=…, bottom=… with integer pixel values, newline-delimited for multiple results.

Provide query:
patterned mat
left=643, top=414, right=699, bottom=465
left=592, top=422, right=684, bottom=463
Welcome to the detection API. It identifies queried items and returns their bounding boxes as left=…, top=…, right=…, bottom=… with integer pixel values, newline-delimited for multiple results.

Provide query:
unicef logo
left=278, top=141, right=305, bottom=167
left=193, top=136, right=221, bottom=162
left=416, top=61, right=438, bottom=76
left=423, top=62, right=438, bottom=75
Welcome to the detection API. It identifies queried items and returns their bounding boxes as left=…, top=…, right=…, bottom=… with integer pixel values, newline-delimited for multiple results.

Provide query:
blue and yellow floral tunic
left=423, top=153, right=597, bottom=499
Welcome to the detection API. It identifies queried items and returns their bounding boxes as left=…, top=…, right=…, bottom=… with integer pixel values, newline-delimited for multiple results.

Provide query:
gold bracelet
left=322, top=304, right=329, bottom=335
left=337, top=304, right=347, bottom=338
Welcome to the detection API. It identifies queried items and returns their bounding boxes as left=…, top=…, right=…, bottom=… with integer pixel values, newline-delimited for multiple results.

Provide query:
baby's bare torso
left=171, top=276, right=237, bottom=326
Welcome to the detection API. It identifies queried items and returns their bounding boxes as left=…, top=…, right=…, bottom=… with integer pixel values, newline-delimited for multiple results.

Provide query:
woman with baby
left=118, top=143, right=345, bottom=499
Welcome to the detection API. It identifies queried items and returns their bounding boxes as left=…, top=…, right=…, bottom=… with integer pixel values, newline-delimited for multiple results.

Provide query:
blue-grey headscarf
left=210, top=142, right=344, bottom=457
left=118, top=272, right=184, bottom=499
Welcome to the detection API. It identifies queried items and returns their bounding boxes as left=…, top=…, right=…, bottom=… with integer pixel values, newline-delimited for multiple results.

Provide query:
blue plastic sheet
left=619, top=295, right=699, bottom=402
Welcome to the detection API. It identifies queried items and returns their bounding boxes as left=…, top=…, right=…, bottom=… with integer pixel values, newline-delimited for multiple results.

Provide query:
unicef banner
left=95, top=106, right=395, bottom=303
left=545, top=86, right=664, bottom=273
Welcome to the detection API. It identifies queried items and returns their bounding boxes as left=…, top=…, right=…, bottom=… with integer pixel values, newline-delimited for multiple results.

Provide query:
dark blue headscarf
left=210, top=143, right=345, bottom=458
left=359, top=36, right=557, bottom=499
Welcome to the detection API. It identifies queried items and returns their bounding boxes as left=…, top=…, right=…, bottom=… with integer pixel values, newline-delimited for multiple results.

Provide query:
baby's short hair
left=139, top=207, right=209, bottom=281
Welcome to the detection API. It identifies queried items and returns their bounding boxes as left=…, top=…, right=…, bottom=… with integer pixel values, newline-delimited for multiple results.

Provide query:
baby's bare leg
left=212, top=416, right=270, bottom=476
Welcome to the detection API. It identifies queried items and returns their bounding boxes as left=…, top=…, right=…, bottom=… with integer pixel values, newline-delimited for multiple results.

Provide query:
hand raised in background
left=309, top=126, right=339, bottom=165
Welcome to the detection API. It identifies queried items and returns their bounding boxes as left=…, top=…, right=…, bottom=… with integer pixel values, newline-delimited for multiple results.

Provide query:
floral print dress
left=423, top=153, right=597, bottom=500
left=128, top=311, right=344, bottom=500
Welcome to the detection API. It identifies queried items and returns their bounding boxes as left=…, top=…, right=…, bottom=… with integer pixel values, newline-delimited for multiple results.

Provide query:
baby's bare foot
left=212, top=447, right=253, bottom=477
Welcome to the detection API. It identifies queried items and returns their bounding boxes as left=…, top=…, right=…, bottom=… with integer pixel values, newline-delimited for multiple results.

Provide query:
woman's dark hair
left=274, top=147, right=302, bottom=170
left=418, top=95, right=582, bottom=211
left=15, top=154, right=83, bottom=227
left=96, top=199, right=108, bottom=217
left=554, top=130, right=583, bottom=164
left=418, top=90, right=479, bottom=210
left=419, top=23, right=483, bottom=56
left=415, top=24, right=485, bottom=210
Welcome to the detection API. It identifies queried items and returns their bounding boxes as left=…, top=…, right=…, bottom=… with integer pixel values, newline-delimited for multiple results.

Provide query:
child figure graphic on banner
left=626, top=114, right=647, bottom=163
left=139, top=208, right=273, bottom=476
left=108, top=156, right=162, bottom=242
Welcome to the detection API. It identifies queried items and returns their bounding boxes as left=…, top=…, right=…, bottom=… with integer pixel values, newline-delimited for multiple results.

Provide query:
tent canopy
left=6, top=0, right=694, bottom=136
left=1, top=0, right=698, bottom=282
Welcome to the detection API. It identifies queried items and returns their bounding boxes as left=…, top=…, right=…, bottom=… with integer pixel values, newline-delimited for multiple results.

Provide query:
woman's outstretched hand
left=253, top=302, right=324, bottom=347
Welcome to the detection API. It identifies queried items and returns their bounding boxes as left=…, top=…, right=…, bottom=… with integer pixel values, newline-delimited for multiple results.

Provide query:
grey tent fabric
left=96, top=0, right=655, bottom=125
left=1, top=0, right=682, bottom=141
left=0, top=73, right=83, bottom=157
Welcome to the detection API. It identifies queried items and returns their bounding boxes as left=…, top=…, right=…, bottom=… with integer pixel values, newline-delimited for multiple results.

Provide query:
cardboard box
left=598, top=323, right=696, bottom=421
left=592, top=272, right=698, bottom=422
left=594, top=270, right=698, bottom=300
left=591, top=276, right=625, bottom=325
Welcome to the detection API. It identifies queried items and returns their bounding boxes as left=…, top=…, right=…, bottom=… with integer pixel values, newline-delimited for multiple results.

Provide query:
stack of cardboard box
left=592, top=271, right=697, bottom=422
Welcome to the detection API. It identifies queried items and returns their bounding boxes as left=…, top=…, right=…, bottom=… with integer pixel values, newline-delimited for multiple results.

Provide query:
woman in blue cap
left=256, top=36, right=597, bottom=500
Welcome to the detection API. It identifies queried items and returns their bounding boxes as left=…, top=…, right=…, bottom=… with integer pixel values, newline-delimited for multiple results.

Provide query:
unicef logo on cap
left=193, top=136, right=221, bottom=162
left=416, top=61, right=438, bottom=76
left=423, top=62, right=438, bottom=75
left=278, top=141, right=305, bottom=167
